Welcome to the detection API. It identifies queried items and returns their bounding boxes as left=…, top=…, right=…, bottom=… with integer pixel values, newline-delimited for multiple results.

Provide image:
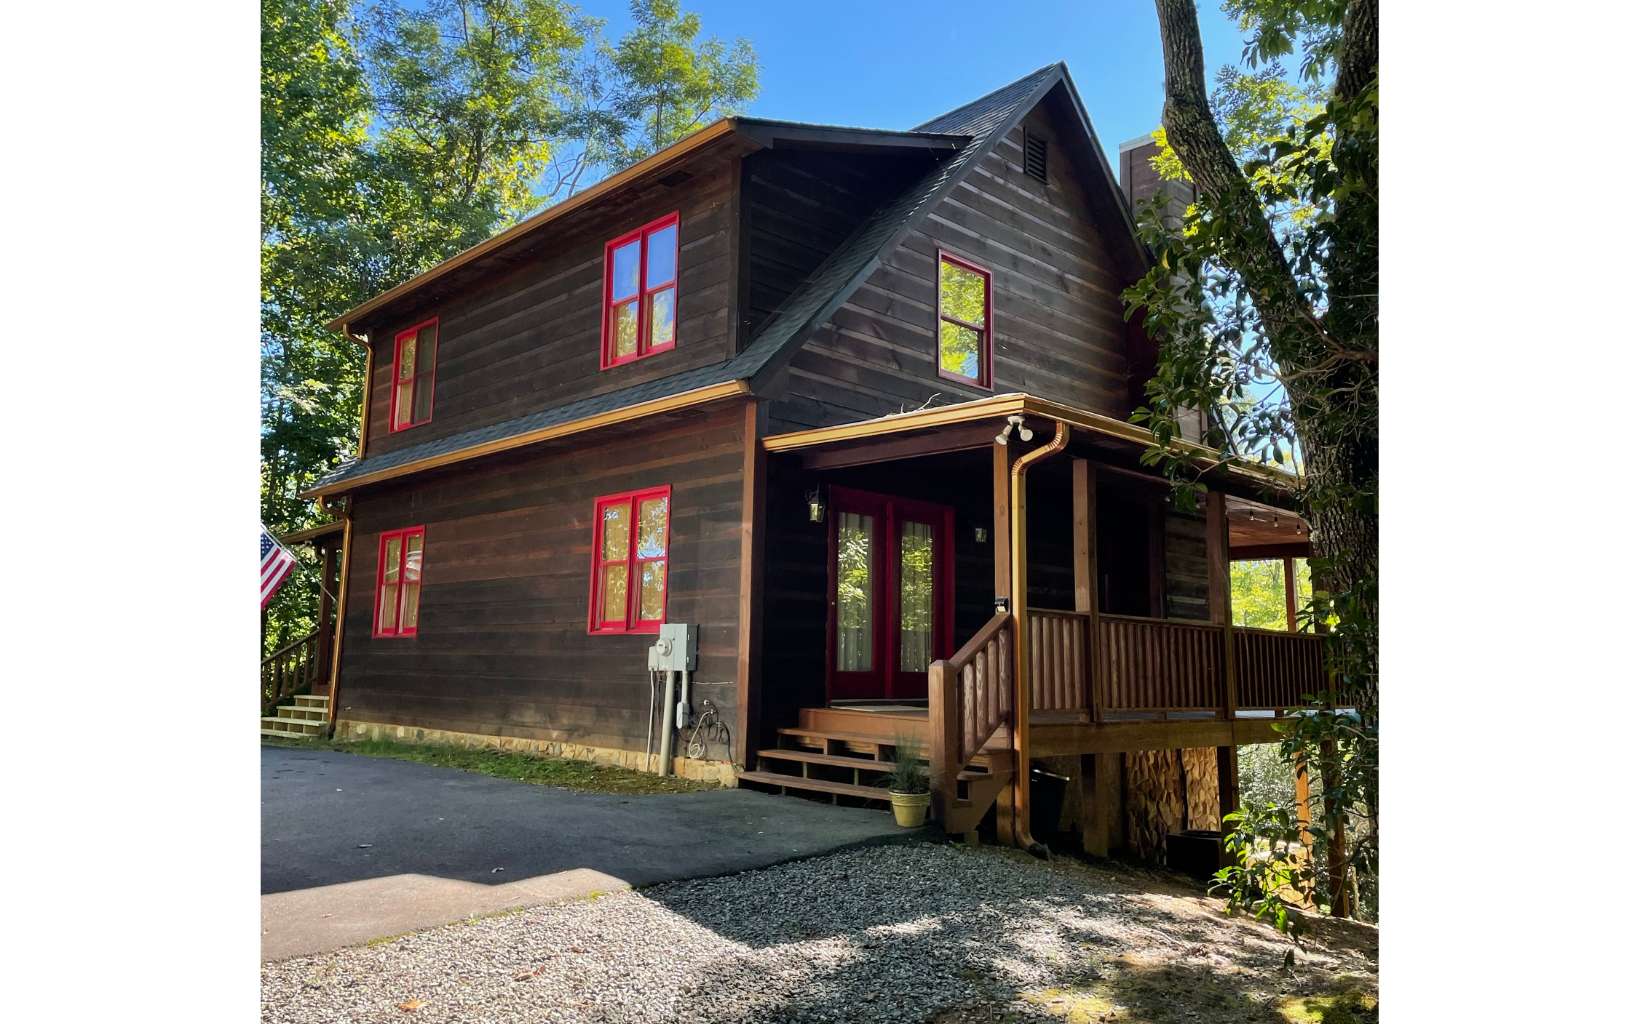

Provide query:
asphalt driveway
left=262, top=745, right=910, bottom=960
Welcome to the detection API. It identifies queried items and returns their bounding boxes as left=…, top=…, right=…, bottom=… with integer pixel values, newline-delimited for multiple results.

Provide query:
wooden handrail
left=261, top=629, right=322, bottom=716
left=261, top=631, right=319, bottom=665
left=927, top=611, right=1013, bottom=827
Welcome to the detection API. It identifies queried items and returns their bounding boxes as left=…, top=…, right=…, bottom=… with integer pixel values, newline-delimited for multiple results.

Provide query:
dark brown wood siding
left=358, top=149, right=741, bottom=461
left=740, top=148, right=932, bottom=343
left=337, top=403, right=746, bottom=759
left=766, top=100, right=1138, bottom=432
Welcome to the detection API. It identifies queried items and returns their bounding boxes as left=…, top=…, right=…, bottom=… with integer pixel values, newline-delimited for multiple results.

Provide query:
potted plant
left=883, top=736, right=931, bottom=827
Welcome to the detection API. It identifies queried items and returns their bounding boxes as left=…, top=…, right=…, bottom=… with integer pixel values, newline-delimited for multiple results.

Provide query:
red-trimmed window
left=935, top=252, right=992, bottom=388
left=601, top=213, right=679, bottom=368
left=373, top=526, right=425, bottom=638
left=390, top=318, right=438, bottom=430
left=588, top=486, right=671, bottom=633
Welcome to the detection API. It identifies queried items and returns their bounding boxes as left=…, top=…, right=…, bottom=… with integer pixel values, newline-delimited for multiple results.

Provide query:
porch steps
left=743, top=716, right=1015, bottom=829
left=261, top=694, right=330, bottom=740
left=735, top=770, right=890, bottom=803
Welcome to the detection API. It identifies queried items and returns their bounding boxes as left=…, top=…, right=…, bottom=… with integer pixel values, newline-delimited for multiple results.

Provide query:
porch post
left=1206, top=491, right=1237, bottom=718
left=315, top=539, right=338, bottom=693
left=1071, top=458, right=1101, bottom=720
left=991, top=437, right=1017, bottom=604
left=1293, top=753, right=1316, bottom=907
left=927, top=660, right=959, bottom=828
left=1283, top=556, right=1299, bottom=632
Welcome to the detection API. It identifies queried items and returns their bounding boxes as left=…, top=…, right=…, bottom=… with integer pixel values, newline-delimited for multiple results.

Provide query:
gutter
left=301, top=380, right=752, bottom=499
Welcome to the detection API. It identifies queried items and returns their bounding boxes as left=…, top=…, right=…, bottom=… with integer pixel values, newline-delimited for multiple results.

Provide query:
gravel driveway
left=263, top=842, right=1378, bottom=1024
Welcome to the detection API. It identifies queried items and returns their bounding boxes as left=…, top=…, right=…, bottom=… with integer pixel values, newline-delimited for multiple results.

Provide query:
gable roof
left=305, top=63, right=1149, bottom=499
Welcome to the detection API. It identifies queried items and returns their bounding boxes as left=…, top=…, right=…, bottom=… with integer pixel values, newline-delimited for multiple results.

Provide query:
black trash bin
left=1029, top=767, right=1070, bottom=838
left=1165, top=829, right=1229, bottom=880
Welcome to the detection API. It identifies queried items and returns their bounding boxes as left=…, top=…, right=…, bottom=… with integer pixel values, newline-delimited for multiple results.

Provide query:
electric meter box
left=648, top=623, right=698, bottom=672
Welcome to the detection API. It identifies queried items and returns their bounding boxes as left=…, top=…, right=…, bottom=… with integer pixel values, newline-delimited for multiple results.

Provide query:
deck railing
left=1097, top=614, right=1225, bottom=715
left=927, top=611, right=1013, bottom=823
left=1235, top=627, right=1327, bottom=710
left=261, top=629, right=322, bottom=715
left=1026, top=608, right=1092, bottom=714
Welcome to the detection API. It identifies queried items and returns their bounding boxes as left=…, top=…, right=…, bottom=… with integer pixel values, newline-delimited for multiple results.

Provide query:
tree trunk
left=1152, top=0, right=1378, bottom=721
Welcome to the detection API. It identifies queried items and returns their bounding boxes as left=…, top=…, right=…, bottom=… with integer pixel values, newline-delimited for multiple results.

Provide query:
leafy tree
left=1125, top=0, right=1377, bottom=916
left=600, top=0, right=758, bottom=165
left=1230, top=556, right=1311, bottom=629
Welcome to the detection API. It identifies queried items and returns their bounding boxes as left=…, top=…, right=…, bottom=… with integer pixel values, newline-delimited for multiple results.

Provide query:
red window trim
left=600, top=212, right=680, bottom=370
left=587, top=485, right=673, bottom=635
left=389, top=317, right=439, bottom=431
left=934, top=250, right=993, bottom=390
left=372, top=526, right=426, bottom=638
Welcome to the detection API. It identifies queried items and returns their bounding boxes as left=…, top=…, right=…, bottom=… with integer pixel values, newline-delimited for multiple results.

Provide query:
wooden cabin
left=271, top=64, right=1329, bottom=860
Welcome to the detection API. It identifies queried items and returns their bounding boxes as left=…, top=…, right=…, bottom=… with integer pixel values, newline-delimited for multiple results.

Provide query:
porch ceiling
left=762, top=393, right=1300, bottom=504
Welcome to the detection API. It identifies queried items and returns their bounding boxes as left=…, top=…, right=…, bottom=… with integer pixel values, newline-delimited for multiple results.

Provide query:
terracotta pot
left=888, top=790, right=930, bottom=827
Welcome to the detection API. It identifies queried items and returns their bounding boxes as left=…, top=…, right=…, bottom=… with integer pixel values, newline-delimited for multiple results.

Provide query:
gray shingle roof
left=308, top=65, right=1064, bottom=496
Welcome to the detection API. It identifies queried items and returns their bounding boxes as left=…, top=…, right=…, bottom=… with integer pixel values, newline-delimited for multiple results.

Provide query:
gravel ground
left=262, top=842, right=1378, bottom=1024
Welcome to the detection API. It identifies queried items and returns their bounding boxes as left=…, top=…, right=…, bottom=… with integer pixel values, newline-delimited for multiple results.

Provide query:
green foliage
left=598, top=0, right=759, bottom=167
left=1127, top=0, right=1376, bottom=921
left=259, top=0, right=759, bottom=655
left=884, top=735, right=929, bottom=795
left=1230, top=557, right=1312, bottom=629
left=1211, top=801, right=1314, bottom=940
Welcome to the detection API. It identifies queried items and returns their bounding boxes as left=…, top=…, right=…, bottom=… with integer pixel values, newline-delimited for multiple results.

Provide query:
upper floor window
left=602, top=213, right=679, bottom=369
left=936, top=252, right=992, bottom=388
left=391, top=318, right=438, bottom=431
left=588, top=486, right=671, bottom=633
left=374, top=526, right=425, bottom=638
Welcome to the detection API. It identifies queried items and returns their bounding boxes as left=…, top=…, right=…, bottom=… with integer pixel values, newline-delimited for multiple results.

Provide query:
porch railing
left=1097, top=614, right=1225, bottom=715
left=1027, top=608, right=1091, bottom=714
left=1235, top=627, right=1327, bottom=710
left=261, top=629, right=322, bottom=715
left=927, top=611, right=1013, bottom=822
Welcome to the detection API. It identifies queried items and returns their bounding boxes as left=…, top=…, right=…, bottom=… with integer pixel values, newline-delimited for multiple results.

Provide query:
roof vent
left=1023, top=132, right=1048, bottom=183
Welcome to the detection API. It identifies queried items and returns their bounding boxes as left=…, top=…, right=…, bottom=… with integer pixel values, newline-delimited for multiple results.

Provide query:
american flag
left=261, top=525, right=297, bottom=608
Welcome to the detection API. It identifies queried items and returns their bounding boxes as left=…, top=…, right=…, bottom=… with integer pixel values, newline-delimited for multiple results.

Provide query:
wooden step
left=777, top=727, right=900, bottom=751
left=275, top=706, right=327, bottom=721
left=292, top=694, right=329, bottom=708
left=261, top=716, right=324, bottom=734
left=261, top=726, right=319, bottom=740
left=756, top=748, right=895, bottom=772
left=736, top=770, right=891, bottom=802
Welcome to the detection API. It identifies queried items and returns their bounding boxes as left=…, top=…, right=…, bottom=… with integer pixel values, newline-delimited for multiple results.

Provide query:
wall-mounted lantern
left=973, top=524, right=989, bottom=544
left=807, top=487, right=825, bottom=524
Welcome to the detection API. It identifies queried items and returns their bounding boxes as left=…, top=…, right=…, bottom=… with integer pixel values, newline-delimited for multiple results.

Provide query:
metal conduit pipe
left=1009, top=419, right=1069, bottom=855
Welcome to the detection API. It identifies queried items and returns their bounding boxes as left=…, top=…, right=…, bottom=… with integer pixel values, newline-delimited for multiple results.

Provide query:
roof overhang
left=301, top=380, right=751, bottom=499
left=280, top=520, right=345, bottom=547
left=762, top=392, right=1300, bottom=498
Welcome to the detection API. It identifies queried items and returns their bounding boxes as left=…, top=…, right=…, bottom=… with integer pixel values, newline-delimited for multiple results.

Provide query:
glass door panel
left=835, top=511, right=876, bottom=673
left=897, top=520, right=934, bottom=673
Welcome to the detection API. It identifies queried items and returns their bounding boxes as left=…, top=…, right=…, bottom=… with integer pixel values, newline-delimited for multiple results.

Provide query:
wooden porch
left=743, top=393, right=1332, bottom=850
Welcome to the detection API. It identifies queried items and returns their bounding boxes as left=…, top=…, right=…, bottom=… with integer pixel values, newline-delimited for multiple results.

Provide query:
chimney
left=1118, top=133, right=1196, bottom=230
left=1120, top=133, right=1210, bottom=445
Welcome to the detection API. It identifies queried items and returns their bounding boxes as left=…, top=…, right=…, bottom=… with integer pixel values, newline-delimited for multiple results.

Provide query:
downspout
left=324, top=329, right=372, bottom=739
left=1009, top=419, right=1069, bottom=854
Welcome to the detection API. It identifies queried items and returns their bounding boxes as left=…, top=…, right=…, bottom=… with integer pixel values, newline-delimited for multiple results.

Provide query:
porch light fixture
left=807, top=487, right=825, bottom=523
left=973, top=525, right=988, bottom=544
left=994, top=414, right=1033, bottom=445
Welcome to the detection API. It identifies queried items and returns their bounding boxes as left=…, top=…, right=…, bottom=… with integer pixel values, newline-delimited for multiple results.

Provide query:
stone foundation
left=334, top=719, right=737, bottom=787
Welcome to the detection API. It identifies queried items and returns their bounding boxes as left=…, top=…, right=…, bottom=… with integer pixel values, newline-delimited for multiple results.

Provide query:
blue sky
left=582, top=0, right=1256, bottom=168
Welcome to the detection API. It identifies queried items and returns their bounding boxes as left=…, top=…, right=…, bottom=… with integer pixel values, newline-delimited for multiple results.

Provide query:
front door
left=827, top=487, right=954, bottom=702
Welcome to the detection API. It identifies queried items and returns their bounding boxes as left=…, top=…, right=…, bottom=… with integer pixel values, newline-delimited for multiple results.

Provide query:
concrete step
left=736, top=769, right=891, bottom=802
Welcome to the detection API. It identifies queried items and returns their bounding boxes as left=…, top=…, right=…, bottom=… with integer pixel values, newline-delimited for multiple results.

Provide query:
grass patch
left=263, top=736, right=716, bottom=795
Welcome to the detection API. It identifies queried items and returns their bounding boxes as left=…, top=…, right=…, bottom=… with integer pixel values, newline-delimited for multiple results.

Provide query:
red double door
left=826, top=487, right=956, bottom=702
